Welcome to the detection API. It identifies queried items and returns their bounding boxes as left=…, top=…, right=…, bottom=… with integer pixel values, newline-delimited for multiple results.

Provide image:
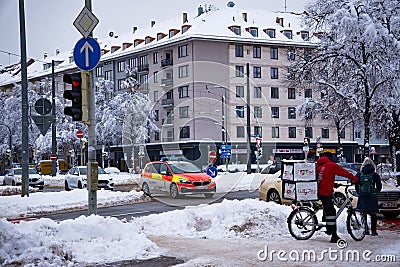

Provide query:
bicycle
left=287, top=183, right=366, bottom=241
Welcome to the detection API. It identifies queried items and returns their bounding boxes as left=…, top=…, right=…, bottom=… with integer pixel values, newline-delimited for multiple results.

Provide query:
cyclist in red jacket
left=316, top=152, right=358, bottom=243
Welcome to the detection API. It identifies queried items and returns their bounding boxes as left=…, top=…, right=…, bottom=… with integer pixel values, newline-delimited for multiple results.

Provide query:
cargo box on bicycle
left=281, top=160, right=318, bottom=201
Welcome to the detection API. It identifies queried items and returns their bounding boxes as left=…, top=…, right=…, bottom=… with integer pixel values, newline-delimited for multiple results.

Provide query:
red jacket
left=316, top=156, right=358, bottom=196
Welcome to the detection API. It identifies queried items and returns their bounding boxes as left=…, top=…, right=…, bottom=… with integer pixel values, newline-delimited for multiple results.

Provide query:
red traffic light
left=63, top=72, right=82, bottom=121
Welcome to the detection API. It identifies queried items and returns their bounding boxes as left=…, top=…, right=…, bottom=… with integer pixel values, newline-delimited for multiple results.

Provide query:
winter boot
left=371, top=214, right=378, bottom=236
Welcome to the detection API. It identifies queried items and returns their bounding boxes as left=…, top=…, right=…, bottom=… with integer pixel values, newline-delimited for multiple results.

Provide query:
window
left=254, top=126, right=262, bottom=137
left=96, top=66, right=103, bottom=77
left=340, top=129, right=345, bottom=139
left=254, top=87, right=262, bottom=98
left=236, top=106, right=244, bottom=118
left=266, top=29, right=275, bottom=38
left=288, top=107, right=296, bottom=119
left=235, top=45, right=243, bottom=57
left=169, top=30, right=176, bottom=38
left=272, top=127, right=279, bottom=138
left=166, top=111, right=174, bottom=124
left=179, top=126, right=190, bottom=138
left=271, top=107, right=279, bottom=118
left=118, top=79, right=125, bottom=90
left=104, top=70, right=112, bottom=81
left=270, top=47, right=278, bottom=59
left=236, top=65, right=244, bottom=77
left=289, top=127, right=296, bottom=138
left=271, top=68, right=278, bottom=79
left=154, top=91, right=159, bottom=102
left=231, top=26, right=241, bottom=35
left=288, top=88, right=296, bottom=99
left=305, top=89, right=312, bottom=98
left=128, top=58, right=137, bottom=68
left=305, top=127, right=313, bottom=138
left=153, top=52, right=158, bottom=64
left=179, top=106, right=189, bottom=118
left=157, top=33, right=165, bottom=41
left=253, top=66, right=261, bottom=78
left=154, top=131, right=160, bottom=141
left=178, top=44, right=188, bottom=58
left=283, top=30, right=292, bottom=39
left=179, top=65, right=188, bottom=78
left=254, top=106, right=262, bottom=118
left=271, top=87, right=279, bottom=99
left=322, top=128, right=329, bottom=138
left=288, top=48, right=295, bottom=60
left=301, top=31, right=309, bottom=40
left=253, top=46, right=261, bottom=58
left=355, top=131, right=361, bottom=139
left=236, top=86, right=244, bottom=98
left=139, top=74, right=149, bottom=90
left=249, top=28, right=258, bottom=37
left=153, top=71, right=158, bottom=83
left=154, top=110, right=159, bottom=121
left=178, top=85, right=189, bottom=98
left=237, top=126, right=245, bottom=138
left=139, top=55, right=149, bottom=66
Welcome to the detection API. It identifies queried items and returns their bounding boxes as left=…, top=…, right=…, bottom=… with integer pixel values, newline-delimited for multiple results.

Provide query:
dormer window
left=134, top=39, right=144, bottom=47
left=314, top=32, right=325, bottom=39
left=283, top=30, right=292, bottom=39
left=157, top=33, right=166, bottom=41
left=229, top=26, right=241, bottom=35
left=111, top=46, right=120, bottom=53
left=246, top=27, right=258, bottom=37
left=122, top=42, right=133, bottom=50
left=101, top=49, right=110, bottom=56
left=300, top=31, right=309, bottom=40
left=145, top=36, right=155, bottom=44
left=182, top=25, right=191, bottom=33
left=264, top=28, right=276, bottom=38
left=69, top=56, right=74, bottom=63
left=169, top=29, right=180, bottom=38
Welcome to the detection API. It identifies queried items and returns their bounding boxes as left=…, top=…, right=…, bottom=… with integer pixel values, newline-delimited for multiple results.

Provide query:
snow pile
left=0, top=216, right=160, bottom=266
left=0, top=189, right=144, bottom=218
left=134, top=199, right=293, bottom=239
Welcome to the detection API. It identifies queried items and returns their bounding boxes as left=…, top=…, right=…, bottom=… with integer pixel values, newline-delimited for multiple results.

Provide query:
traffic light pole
left=85, top=0, right=98, bottom=215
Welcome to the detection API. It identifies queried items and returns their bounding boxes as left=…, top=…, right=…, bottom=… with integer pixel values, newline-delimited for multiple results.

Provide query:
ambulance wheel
left=142, top=182, right=151, bottom=197
left=170, top=183, right=179, bottom=199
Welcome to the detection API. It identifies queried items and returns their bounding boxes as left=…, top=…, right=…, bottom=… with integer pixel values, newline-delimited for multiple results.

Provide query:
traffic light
left=63, top=72, right=82, bottom=121
left=5, top=149, right=11, bottom=158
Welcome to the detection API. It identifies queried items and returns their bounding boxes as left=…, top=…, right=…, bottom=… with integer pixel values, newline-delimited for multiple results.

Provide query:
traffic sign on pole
left=256, top=137, right=262, bottom=148
left=206, top=166, right=218, bottom=178
left=76, top=129, right=84, bottom=139
left=73, top=6, right=99, bottom=39
left=50, top=154, right=57, bottom=161
left=73, top=37, right=101, bottom=71
left=209, top=151, right=217, bottom=162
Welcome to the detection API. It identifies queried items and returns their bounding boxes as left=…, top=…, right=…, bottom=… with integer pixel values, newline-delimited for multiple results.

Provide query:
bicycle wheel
left=346, top=209, right=366, bottom=241
left=287, top=207, right=317, bottom=240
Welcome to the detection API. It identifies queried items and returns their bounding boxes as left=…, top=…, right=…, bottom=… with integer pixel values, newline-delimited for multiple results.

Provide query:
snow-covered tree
left=299, top=0, right=400, bottom=157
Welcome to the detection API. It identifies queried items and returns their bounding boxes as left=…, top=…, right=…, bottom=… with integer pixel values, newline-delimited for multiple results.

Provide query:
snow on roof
left=0, top=3, right=314, bottom=87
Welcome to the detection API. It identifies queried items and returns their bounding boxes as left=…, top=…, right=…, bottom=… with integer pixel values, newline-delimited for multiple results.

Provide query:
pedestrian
left=316, top=152, right=359, bottom=243
left=355, top=157, right=382, bottom=236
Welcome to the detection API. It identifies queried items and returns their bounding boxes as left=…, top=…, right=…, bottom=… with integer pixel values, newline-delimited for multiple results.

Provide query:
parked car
left=140, top=160, right=216, bottom=198
left=3, top=167, right=44, bottom=189
left=64, top=166, right=114, bottom=191
left=259, top=165, right=400, bottom=218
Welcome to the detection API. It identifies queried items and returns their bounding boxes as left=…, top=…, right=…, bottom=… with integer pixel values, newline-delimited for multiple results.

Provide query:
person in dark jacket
left=355, top=157, right=382, bottom=236
left=316, top=152, right=359, bottom=243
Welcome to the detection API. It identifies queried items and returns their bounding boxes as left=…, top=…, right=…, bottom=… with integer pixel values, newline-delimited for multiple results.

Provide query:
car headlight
left=349, top=189, right=359, bottom=197
left=178, top=178, right=191, bottom=184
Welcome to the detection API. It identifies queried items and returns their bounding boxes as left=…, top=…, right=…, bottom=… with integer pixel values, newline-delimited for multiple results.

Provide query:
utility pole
left=51, top=60, right=57, bottom=176
left=19, top=0, right=29, bottom=197
left=246, top=63, right=251, bottom=174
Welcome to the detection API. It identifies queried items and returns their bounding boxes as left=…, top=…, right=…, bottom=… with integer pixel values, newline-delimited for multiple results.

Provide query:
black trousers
left=318, top=194, right=337, bottom=235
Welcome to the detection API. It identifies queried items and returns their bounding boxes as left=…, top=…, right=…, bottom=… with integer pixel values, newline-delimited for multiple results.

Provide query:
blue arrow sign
left=73, top=37, right=101, bottom=71
left=206, top=166, right=218, bottom=178
left=221, top=145, right=232, bottom=150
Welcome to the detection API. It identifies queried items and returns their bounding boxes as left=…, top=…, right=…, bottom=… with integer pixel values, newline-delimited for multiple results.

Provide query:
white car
left=3, top=168, right=44, bottom=189
left=64, top=166, right=114, bottom=191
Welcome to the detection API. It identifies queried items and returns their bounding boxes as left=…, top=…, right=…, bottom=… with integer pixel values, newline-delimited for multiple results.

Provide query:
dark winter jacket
left=316, top=156, right=358, bottom=196
left=356, top=164, right=382, bottom=212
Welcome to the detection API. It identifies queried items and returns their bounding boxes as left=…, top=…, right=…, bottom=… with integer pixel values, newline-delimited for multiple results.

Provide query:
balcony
left=161, top=58, right=173, bottom=67
left=138, top=64, right=149, bottom=72
left=161, top=78, right=173, bottom=88
left=161, top=98, right=174, bottom=108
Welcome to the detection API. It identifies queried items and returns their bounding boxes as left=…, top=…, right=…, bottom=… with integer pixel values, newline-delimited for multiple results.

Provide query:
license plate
left=196, top=185, right=208, bottom=190
left=381, top=202, right=396, bottom=208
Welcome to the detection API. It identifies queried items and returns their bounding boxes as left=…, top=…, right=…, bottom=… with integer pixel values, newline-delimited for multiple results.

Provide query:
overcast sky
left=0, top=0, right=309, bottom=67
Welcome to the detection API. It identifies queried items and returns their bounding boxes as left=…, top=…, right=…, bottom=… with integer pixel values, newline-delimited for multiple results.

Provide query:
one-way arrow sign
left=73, top=37, right=101, bottom=71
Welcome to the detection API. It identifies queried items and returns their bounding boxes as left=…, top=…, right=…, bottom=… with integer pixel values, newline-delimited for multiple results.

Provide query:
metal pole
left=19, top=0, right=29, bottom=197
left=86, top=0, right=97, bottom=215
left=51, top=60, right=57, bottom=176
left=246, top=63, right=251, bottom=174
